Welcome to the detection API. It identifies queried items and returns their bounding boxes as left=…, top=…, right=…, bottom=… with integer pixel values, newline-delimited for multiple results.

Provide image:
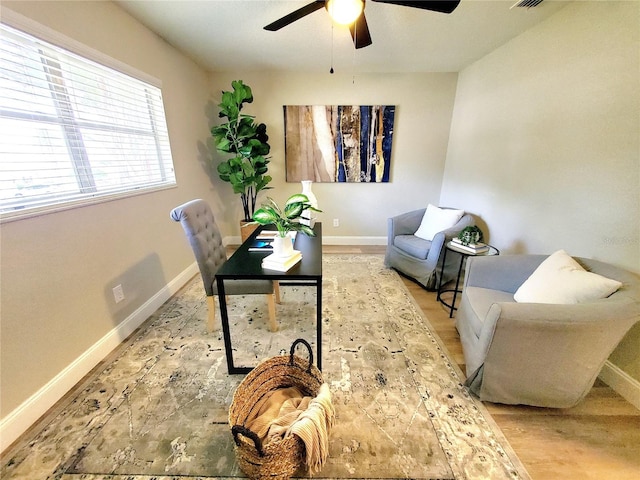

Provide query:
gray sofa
left=384, top=208, right=474, bottom=290
left=456, top=254, right=640, bottom=408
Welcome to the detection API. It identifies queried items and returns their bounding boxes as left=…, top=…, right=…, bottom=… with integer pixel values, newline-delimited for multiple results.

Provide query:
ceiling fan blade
left=264, top=1, right=326, bottom=31
left=349, top=12, right=373, bottom=49
left=371, top=0, right=461, bottom=14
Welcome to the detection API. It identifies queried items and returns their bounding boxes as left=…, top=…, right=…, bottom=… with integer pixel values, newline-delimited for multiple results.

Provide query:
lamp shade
left=326, top=0, right=364, bottom=25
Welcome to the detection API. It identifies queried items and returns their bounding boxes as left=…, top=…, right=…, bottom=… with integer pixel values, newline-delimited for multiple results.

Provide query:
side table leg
left=449, top=256, right=465, bottom=318
left=437, top=246, right=449, bottom=302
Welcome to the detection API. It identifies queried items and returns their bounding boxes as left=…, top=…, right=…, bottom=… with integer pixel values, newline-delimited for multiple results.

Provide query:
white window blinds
left=0, top=23, right=176, bottom=219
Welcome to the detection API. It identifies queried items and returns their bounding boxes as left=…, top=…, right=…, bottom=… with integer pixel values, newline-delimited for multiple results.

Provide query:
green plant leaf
left=241, top=162, right=255, bottom=176
left=285, top=194, right=310, bottom=206
left=216, top=138, right=232, bottom=153
left=255, top=175, right=272, bottom=192
left=238, top=145, right=253, bottom=157
left=229, top=156, right=245, bottom=168
left=231, top=80, right=253, bottom=106
left=295, top=224, right=316, bottom=237
left=284, top=202, right=304, bottom=219
left=252, top=207, right=278, bottom=224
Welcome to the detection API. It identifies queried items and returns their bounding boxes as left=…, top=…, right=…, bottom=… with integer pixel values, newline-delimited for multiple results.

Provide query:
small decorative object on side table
left=437, top=240, right=499, bottom=318
left=457, top=225, right=484, bottom=247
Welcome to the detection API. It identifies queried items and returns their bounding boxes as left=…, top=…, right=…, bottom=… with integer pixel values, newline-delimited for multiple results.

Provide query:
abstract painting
left=284, top=105, right=395, bottom=183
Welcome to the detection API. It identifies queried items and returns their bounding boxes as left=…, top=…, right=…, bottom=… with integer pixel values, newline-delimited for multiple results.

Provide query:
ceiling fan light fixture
left=326, top=0, right=364, bottom=25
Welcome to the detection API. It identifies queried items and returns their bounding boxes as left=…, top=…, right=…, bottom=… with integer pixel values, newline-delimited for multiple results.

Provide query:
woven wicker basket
left=229, top=339, right=324, bottom=480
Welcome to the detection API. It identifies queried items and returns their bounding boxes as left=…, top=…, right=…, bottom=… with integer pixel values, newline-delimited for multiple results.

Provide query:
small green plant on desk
left=252, top=194, right=322, bottom=238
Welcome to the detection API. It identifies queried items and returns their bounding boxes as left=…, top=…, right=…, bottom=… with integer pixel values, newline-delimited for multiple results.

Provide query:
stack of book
left=450, top=237, right=490, bottom=254
left=255, top=231, right=279, bottom=241
left=262, top=250, right=303, bottom=272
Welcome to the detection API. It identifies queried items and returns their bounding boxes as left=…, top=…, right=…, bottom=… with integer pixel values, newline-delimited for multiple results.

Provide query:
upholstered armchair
left=384, top=206, right=474, bottom=289
left=456, top=253, right=640, bottom=408
left=170, top=199, right=280, bottom=332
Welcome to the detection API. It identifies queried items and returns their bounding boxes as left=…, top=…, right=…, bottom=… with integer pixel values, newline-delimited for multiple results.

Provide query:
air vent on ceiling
left=511, top=0, right=544, bottom=8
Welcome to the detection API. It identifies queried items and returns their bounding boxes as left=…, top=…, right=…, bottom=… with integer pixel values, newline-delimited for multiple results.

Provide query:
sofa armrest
left=387, top=208, right=425, bottom=245
left=475, top=299, right=638, bottom=372
left=464, top=254, right=548, bottom=293
left=473, top=299, right=639, bottom=407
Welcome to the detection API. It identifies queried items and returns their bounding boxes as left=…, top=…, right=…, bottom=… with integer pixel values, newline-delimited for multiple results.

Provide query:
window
left=0, top=22, right=176, bottom=220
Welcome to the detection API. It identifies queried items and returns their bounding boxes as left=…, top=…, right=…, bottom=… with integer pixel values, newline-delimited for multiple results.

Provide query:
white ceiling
left=116, top=0, right=570, bottom=73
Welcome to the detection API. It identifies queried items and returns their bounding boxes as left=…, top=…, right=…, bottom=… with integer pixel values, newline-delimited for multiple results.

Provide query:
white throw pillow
left=514, top=250, right=622, bottom=304
left=414, top=204, right=464, bottom=241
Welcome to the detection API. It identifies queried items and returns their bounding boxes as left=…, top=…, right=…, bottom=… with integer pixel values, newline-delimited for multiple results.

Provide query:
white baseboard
left=599, top=360, right=640, bottom=410
left=0, top=262, right=199, bottom=453
left=322, top=235, right=386, bottom=245
left=225, top=235, right=387, bottom=246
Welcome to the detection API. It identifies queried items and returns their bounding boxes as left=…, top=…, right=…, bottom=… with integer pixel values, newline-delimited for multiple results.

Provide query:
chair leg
left=267, top=293, right=278, bottom=332
left=206, top=295, right=218, bottom=332
left=274, top=281, right=281, bottom=304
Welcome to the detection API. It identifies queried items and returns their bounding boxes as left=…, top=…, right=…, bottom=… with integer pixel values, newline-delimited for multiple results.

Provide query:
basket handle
left=231, top=425, right=264, bottom=457
left=289, top=338, right=314, bottom=373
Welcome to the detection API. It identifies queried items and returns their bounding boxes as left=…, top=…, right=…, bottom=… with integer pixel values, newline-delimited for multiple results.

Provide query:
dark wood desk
left=215, top=223, right=323, bottom=374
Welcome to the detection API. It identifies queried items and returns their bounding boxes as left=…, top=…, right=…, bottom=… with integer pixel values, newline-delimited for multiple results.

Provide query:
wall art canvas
left=284, top=105, right=395, bottom=183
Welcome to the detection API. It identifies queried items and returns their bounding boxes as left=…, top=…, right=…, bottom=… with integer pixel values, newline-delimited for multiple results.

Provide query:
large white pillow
left=514, top=250, right=622, bottom=304
left=414, top=204, right=464, bottom=241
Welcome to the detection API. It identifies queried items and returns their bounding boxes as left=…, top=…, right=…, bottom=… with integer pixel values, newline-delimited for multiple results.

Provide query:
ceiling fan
left=264, top=0, right=461, bottom=49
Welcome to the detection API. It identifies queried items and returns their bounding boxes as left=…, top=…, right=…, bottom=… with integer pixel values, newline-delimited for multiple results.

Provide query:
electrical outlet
left=113, top=284, right=125, bottom=304
left=333, top=218, right=339, bottom=227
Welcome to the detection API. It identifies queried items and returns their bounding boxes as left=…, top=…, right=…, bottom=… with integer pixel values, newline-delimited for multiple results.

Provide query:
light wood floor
left=327, top=245, right=640, bottom=480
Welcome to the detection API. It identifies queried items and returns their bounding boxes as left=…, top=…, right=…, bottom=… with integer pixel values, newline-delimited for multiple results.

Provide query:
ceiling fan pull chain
left=352, top=18, right=357, bottom=83
left=330, top=22, right=335, bottom=74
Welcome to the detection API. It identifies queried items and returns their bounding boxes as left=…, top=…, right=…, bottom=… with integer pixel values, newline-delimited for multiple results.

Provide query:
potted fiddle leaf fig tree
left=211, top=80, right=272, bottom=235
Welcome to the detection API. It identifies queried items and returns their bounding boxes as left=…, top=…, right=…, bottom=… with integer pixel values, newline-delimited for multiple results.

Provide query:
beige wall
left=208, top=72, right=459, bottom=239
left=0, top=1, right=216, bottom=417
left=440, top=1, right=640, bottom=380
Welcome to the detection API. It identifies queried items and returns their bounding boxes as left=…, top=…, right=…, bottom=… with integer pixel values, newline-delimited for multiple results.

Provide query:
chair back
left=170, top=199, right=226, bottom=296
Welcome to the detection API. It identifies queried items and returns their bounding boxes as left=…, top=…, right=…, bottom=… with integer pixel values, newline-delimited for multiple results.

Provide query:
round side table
left=437, top=241, right=499, bottom=318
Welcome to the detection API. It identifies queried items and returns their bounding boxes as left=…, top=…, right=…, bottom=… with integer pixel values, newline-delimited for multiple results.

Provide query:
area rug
left=1, top=254, right=529, bottom=480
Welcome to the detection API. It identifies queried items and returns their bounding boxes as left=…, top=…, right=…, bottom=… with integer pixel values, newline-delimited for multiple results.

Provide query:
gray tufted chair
left=170, top=199, right=280, bottom=332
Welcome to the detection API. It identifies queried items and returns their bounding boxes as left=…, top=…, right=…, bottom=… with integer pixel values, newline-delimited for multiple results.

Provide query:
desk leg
left=216, top=278, right=235, bottom=374
left=316, top=277, right=322, bottom=371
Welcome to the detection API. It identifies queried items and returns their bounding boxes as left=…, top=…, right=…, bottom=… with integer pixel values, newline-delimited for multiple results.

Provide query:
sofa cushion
left=394, top=234, right=431, bottom=259
left=514, top=250, right=623, bottom=304
left=464, top=286, right=515, bottom=337
left=414, top=204, right=464, bottom=241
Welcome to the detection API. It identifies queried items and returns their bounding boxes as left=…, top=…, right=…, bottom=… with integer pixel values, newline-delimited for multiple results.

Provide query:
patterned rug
left=2, top=254, right=529, bottom=480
